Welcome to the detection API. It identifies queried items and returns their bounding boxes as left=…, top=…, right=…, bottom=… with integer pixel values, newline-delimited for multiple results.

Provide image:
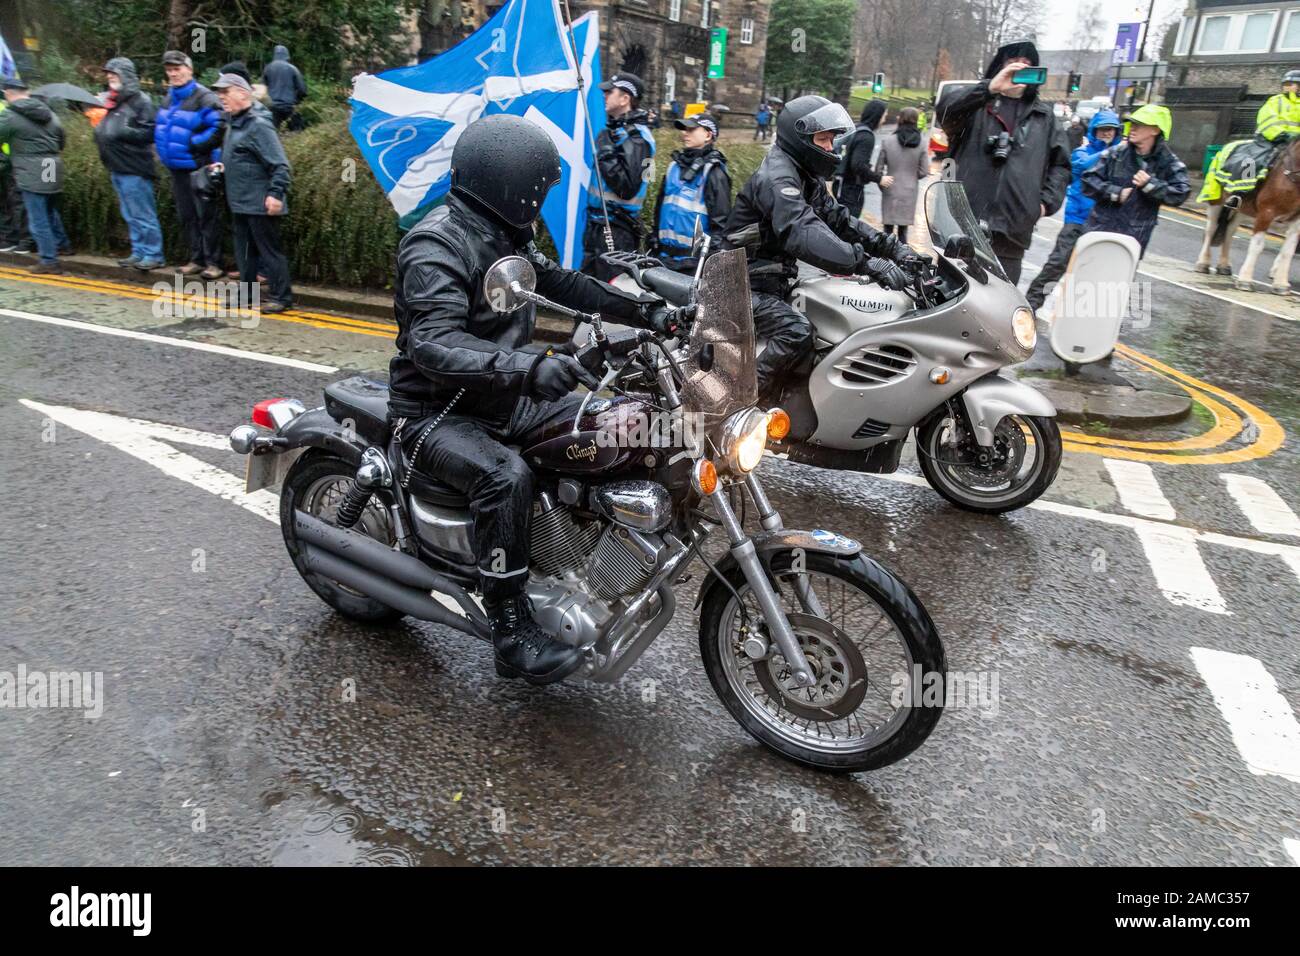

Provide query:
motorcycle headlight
left=1012, top=307, right=1037, bottom=350
left=721, top=408, right=769, bottom=474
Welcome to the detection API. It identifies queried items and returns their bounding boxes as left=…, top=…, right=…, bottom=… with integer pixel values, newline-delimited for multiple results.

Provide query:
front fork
left=706, top=473, right=817, bottom=688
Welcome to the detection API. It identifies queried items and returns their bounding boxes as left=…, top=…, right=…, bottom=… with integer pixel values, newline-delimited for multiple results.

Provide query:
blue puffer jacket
left=154, top=80, right=224, bottom=171
left=1063, top=109, right=1120, bottom=224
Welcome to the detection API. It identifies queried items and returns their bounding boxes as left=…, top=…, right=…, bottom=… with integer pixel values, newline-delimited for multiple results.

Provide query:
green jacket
left=0, top=96, right=66, bottom=193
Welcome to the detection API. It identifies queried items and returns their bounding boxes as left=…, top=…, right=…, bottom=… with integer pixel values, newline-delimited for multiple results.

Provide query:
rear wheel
left=280, top=451, right=404, bottom=624
left=699, top=550, right=945, bottom=773
left=916, top=412, right=1061, bottom=514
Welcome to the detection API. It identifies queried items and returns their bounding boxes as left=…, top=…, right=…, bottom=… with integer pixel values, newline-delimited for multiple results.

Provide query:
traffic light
left=871, top=72, right=885, bottom=94
left=1068, top=72, right=1081, bottom=94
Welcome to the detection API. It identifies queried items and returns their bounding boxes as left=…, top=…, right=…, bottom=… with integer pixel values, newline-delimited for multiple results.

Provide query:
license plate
left=245, top=448, right=304, bottom=493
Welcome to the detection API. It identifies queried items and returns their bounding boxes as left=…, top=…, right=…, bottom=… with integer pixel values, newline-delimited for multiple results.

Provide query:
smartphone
left=1011, top=67, right=1047, bottom=86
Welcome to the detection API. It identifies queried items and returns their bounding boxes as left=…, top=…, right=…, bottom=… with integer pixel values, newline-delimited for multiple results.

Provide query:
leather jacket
left=720, top=146, right=903, bottom=292
left=389, top=192, right=654, bottom=426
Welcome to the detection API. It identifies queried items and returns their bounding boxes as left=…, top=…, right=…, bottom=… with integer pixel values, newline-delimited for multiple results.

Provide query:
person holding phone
left=936, top=39, right=1070, bottom=283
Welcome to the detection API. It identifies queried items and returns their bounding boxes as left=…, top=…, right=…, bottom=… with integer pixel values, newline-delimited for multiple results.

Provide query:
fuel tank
left=795, top=274, right=914, bottom=346
left=522, top=395, right=669, bottom=476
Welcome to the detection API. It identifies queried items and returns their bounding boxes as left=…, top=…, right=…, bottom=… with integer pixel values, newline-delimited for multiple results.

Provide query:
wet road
left=1, top=213, right=1298, bottom=865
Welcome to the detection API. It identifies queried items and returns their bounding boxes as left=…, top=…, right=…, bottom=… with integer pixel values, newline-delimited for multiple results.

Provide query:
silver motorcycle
left=613, top=181, right=1061, bottom=513
left=229, top=248, right=945, bottom=773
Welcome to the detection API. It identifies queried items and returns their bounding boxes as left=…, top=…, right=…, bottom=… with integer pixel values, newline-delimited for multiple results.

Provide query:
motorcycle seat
left=323, top=376, right=391, bottom=446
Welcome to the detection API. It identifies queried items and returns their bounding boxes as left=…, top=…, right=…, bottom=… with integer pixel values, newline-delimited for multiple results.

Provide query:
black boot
left=485, top=593, right=585, bottom=685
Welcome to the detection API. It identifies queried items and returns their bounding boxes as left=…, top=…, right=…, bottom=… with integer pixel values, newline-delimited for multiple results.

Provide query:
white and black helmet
left=776, top=95, right=854, bottom=179
left=451, top=114, right=562, bottom=229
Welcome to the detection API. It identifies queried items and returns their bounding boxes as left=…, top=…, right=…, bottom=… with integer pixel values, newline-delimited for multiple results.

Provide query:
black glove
left=528, top=353, right=599, bottom=402
left=895, top=248, right=931, bottom=273
left=861, top=256, right=910, bottom=291
left=645, top=303, right=688, bottom=336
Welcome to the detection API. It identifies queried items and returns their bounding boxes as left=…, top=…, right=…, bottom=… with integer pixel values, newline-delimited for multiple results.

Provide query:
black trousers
left=169, top=168, right=222, bottom=267
left=0, top=166, right=29, bottom=247
left=580, top=216, right=640, bottom=281
left=232, top=212, right=293, bottom=306
left=1025, top=222, right=1084, bottom=310
left=751, top=290, right=815, bottom=401
left=883, top=223, right=909, bottom=243
left=400, top=393, right=582, bottom=602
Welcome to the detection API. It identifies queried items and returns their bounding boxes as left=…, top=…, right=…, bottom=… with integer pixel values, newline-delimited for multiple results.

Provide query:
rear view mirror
left=943, top=234, right=974, bottom=260
left=483, top=255, right=537, bottom=313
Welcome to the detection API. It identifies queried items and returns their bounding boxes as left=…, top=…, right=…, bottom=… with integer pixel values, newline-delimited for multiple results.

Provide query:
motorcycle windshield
left=925, top=180, right=1008, bottom=281
left=678, top=248, right=758, bottom=439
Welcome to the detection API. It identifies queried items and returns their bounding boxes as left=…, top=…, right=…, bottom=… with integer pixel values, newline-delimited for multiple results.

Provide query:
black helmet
left=450, top=114, right=562, bottom=229
left=775, top=95, right=854, bottom=179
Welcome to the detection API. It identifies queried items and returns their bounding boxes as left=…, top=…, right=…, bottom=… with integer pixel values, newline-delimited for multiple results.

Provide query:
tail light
left=251, top=398, right=304, bottom=430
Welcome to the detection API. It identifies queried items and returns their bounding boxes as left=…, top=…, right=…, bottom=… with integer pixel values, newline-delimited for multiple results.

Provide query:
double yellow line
left=0, top=264, right=398, bottom=339
left=1058, top=344, right=1284, bottom=464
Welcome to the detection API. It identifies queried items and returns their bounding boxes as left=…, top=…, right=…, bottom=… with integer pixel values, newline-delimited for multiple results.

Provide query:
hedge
left=56, top=113, right=769, bottom=291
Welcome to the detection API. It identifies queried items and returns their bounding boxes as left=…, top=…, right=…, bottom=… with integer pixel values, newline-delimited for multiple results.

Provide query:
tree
left=764, top=0, right=857, bottom=100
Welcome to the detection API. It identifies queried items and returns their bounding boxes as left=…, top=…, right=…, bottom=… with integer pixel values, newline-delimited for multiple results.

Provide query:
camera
left=985, top=131, right=1012, bottom=163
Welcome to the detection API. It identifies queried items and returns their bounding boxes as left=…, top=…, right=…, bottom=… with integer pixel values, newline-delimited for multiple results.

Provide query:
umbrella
left=31, top=83, right=103, bottom=108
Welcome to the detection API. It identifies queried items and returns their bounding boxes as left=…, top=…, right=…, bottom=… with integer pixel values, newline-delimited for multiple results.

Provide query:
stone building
left=1165, top=0, right=1300, bottom=170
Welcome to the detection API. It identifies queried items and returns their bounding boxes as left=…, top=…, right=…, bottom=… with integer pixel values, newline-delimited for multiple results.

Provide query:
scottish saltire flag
left=349, top=0, right=604, bottom=267
left=0, top=32, right=17, bottom=79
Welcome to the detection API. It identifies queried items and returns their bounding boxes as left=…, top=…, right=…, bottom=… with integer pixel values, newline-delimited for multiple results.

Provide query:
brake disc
left=753, top=613, right=869, bottom=722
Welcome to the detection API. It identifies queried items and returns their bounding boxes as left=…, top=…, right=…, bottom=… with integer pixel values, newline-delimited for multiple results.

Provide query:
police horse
left=1195, top=137, right=1300, bottom=294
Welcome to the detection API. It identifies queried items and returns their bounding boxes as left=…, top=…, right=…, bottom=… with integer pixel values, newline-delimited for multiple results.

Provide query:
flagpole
left=560, top=0, right=615, bottom=253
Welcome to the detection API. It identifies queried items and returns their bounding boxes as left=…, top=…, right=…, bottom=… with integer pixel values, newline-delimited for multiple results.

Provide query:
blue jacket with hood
left=1063, top=109, right=1119, bottom=224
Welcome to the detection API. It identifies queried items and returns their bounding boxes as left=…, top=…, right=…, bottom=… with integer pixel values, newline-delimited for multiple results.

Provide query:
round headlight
left=721, top=408, right=769, bottom=474
left=1012, top=307, right=1037, bottom=350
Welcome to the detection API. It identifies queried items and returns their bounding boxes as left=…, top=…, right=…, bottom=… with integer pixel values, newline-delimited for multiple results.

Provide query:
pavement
left=1, top=186, right=1299, bottom=867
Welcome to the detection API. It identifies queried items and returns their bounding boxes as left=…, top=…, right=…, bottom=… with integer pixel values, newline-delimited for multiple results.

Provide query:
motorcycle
left=614, top=181, right=1061, bottom=514
left=228, top=247, right=945, bottom=773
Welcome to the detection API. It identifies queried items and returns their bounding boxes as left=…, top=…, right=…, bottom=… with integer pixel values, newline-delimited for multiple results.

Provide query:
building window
left=740, top=17, right=754, bottom=44
left=1194, top=10, right=1279, bottom=55
left=1173, top=16, right=1193, bottom=56
left=701, top=1, right=710, bottom=28
left=665, top=65, right=676, bottom=104
left=669, top=0, right=680, bottom=22
left=1281, top=9, right=1300, bottom=51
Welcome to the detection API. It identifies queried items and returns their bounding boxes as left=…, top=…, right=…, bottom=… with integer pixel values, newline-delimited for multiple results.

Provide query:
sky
left=1038, top=0, right=1184, bottom=54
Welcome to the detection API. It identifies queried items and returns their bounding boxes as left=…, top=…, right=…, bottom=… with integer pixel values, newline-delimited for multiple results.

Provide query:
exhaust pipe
left=293, top=511, right=489, bottom=639
left=300, top=545, right=489, bottom=640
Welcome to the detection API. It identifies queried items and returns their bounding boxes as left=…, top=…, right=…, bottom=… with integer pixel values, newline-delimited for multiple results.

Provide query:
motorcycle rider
left=651, top=111, right=731, bottom=273
left=581, top=71, right=656, bottom=280
left=389, top=114, right=668, bottom=685
left=721, top=94, right=925, bottom=401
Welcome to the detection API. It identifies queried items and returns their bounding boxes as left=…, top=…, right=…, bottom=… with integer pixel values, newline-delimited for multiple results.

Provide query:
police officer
left=1257, top=69, right=1300, bottom=144
left=581, top=71, right=655, bottom=280
left=721, top=95, right=924, bottom=402
left=651, top=111, right=730, bottom=273
left=389, top=114, right=667, bottom=684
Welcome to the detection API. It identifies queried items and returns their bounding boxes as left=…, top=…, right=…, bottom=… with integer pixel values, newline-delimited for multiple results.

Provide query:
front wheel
left=699, top=550, right=945, bottom=773
left=916, top=412, right=1061, bottom=514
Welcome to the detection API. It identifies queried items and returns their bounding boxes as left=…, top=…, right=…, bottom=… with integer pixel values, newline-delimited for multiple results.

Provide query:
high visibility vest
left=1256, top=92, right=1300, bottom=142
left=588, top=123, right=655, bottom=218
left=657, top=159, right=716, bottom=260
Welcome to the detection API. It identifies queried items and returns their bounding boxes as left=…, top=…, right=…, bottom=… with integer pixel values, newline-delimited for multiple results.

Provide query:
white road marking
left=21, top=399, right=280, bottom=525
left=1104, top=459, right=1176, bottom=520
left=0, top=307, right=339, bottom=373
left=1286, top=839, right=1300, bottom=865
left=1190, top=647, right=1300, bottom=784
left=1221, top=474, right=1300, bottom=538
left=1133, top=523, right=1229, bottom=615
